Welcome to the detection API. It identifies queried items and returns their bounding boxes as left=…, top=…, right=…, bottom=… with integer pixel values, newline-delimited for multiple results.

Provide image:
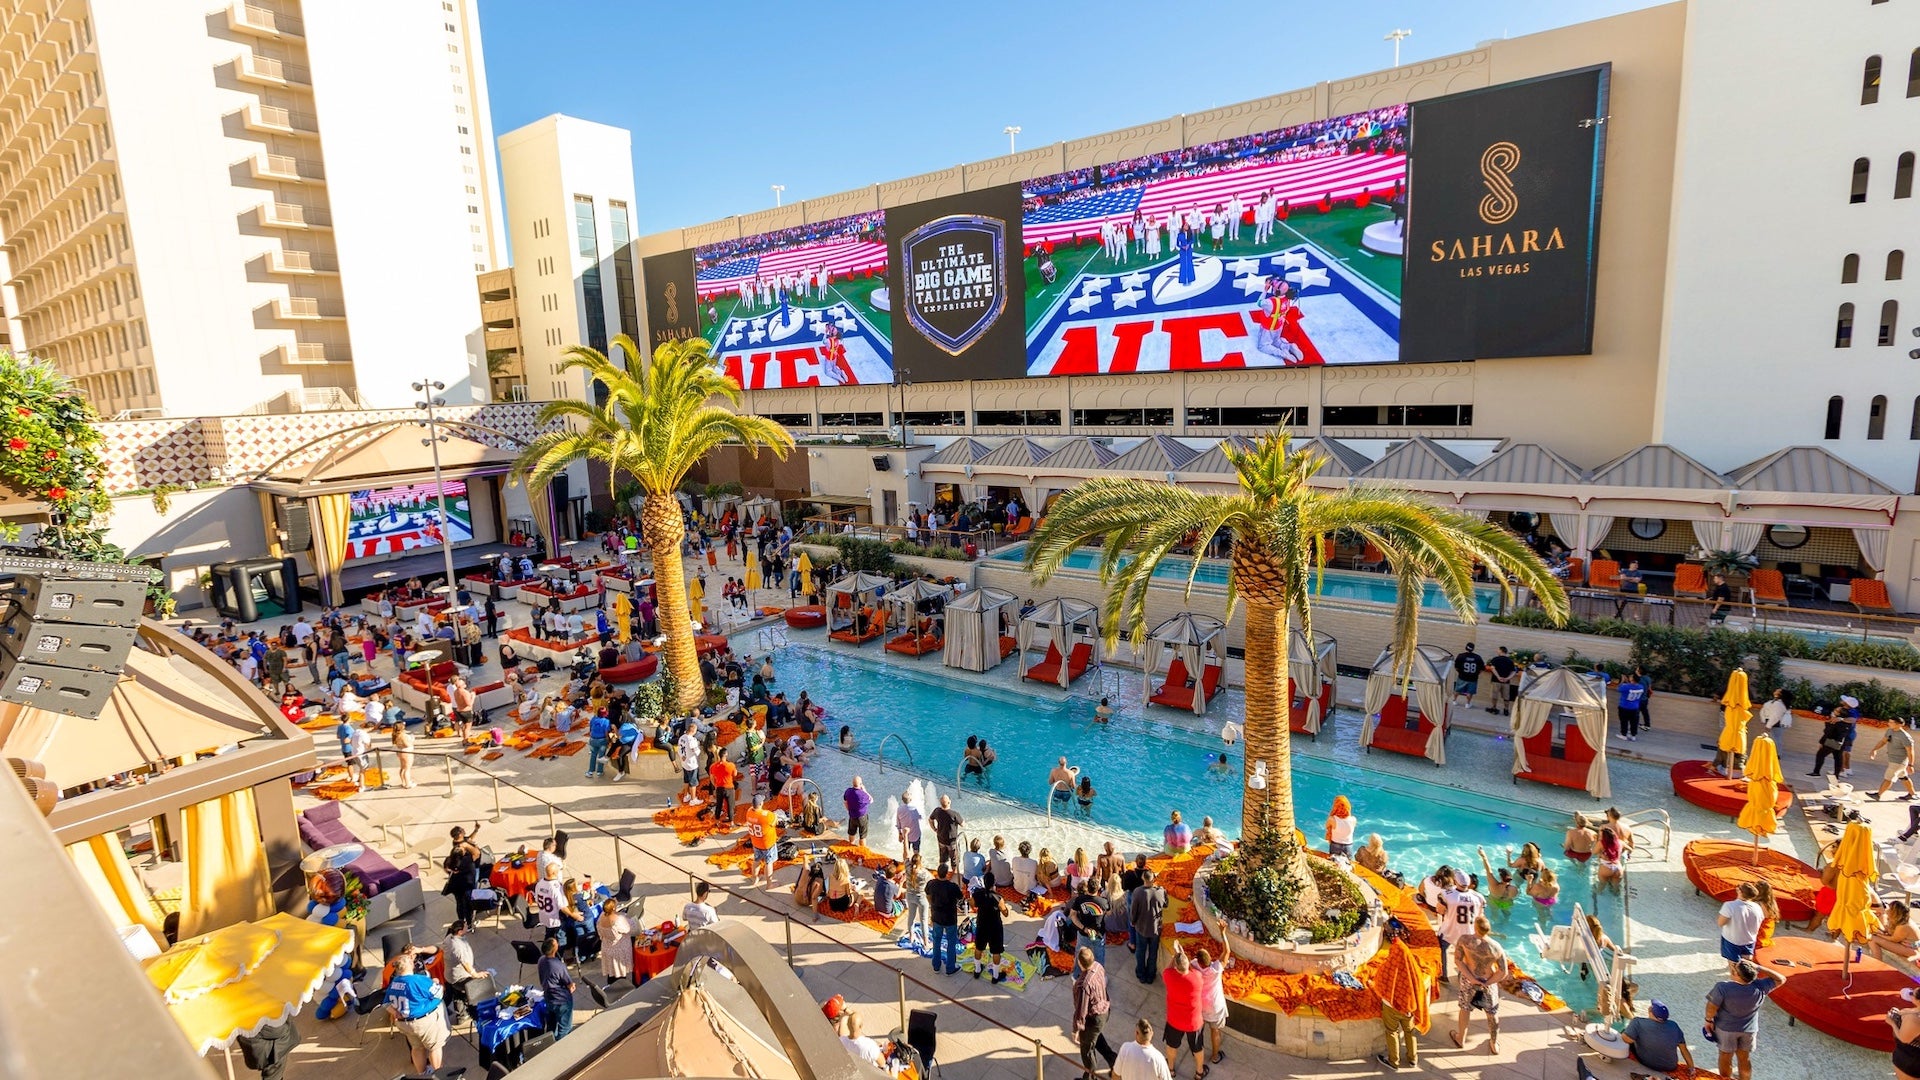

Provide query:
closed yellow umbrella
left=689, top=592, right=704, bottom=626
left=1746, top=733, right=1783, bottom=783
left=1718, top=669, right=1753, bottom=771
left=1828, top=819, right=1879, bottom=986
left=144, top=913, right=354, bottom=1055
left=745, top=560, right=761, bottom=592
left=796, top=550, right=813, bottom=576
left=1839, top=817, right=1879, bottom=878
left=688, top=574, right=705, bottom=600
left=1737, top=778, right=1780, bottom=862
left=612, top=591, right=632, bottom=645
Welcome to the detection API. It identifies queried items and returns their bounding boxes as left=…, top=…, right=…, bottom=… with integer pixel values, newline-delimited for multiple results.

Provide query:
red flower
left=15, top=407, right=30, bottom=416
left=42, top=449, right=57, bottom=460
left=5, top=437, right=22, bottom=451
left=46, top=486, right=67, bottom=500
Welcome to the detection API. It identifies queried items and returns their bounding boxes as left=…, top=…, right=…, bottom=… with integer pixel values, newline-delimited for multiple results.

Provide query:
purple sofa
left=298, top=802, right=425, bottom=928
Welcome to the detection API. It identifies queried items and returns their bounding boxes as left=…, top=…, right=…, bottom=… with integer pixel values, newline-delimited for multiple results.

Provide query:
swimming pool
left=1764, top=624, right=1916, bottom=652
left=775, top=642, right=1621, bottom=1009
left=991, top=544, right=1504, bottom=616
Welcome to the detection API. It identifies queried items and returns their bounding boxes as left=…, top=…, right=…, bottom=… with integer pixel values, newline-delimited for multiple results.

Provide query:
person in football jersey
left=1436, top=869, right=1486, bottom=985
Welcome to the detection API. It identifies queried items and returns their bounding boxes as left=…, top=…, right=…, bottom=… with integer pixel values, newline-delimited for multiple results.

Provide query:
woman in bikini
left=1506, top=842, right=1546, bottom=884
left=1595, top=827, right=1626, bottom=889
left=1873, top=899, right=1919, bottom=962
left=1478, top=848, right=1519, bottom=913
left=1527, top=866, right=1561, bottom=923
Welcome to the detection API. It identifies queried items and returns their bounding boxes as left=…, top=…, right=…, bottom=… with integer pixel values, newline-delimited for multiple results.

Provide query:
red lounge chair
left=1064, top=642, right=1095, bottom=683
left=1367, top=695, right=1440, bottom=762
left=1851, top=578, right=1896, bottom=614
left=1588, top=559, right=1621, bottom=589
left=1006, top=516, right=1034, bottom=539
left=1565, top=557, right=1586, bottom=585
left=998, top=635, right=1018, bottom=659
left=1673, top=563, right=1709, bottom=598
left=1749, top=568, right=1788, bottom=605
left=1288, top=676, right=1334, bottom=737
left=1024, top=642, right=1065, bottom=684
left=1514, top=724, right=1594, bottom=792
left=1149, top=658, right=1195, bottom=710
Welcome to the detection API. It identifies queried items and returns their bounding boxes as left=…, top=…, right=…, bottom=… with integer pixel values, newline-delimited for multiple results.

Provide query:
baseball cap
left=1649, top=1001, right=1670, bottom=1021
left=1453, top=870, right=1470, bottom=888
left=1842, top=695, right=1861, bottom=708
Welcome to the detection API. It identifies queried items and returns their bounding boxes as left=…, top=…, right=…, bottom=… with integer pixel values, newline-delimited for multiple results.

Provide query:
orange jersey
left=746, top=808, right=779, bottom=850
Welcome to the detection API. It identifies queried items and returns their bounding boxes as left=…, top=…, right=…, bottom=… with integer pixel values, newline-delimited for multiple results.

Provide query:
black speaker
left=872, top=455, right=891, bottom=472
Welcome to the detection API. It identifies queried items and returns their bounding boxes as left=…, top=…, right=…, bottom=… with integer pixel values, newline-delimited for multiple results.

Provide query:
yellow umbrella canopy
left=1736, top=776, right=1780, bottom=838
left=1718, top=698, right=1753, bottom=757
left=144, top=913, right=353, bottom=1055
left=688, top=574, right=705, bottom=600
left=795, top=550, right=813, bottom=576
left=1746, top=733, right=1783, bottom=783
left=689, top=594, right=704, bottom=624
left=1720, top=668, right=1750, bottom=709
left=1838, top=818, right=1879, bottom=878
left=745, top=560, right=761, bottom=591
left=612, top=592, right=632, bottom=645
left=1827, top=820, right=1878, bottom=947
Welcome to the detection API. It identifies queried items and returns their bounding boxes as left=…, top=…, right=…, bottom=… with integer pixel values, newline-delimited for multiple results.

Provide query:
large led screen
left=692, top=210, right=891, bottom=389
left=640, top=66, right=1607, bottom=384
left=344, top=481, right=472, bottom=562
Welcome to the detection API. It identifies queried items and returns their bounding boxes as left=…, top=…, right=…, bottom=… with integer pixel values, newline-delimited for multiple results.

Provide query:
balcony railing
left=274, top=342, right=350, bottom=365
left=271, top=297, right=345, bottom=321
left=259, top=201, right=331, bottom=229
left=228, top=3, right=304, bottom=38
left=252, top=154, right=324, bottom=183
left=242, top=102, right=318, bottom=136
left=234, top=53, right=311, bottom=87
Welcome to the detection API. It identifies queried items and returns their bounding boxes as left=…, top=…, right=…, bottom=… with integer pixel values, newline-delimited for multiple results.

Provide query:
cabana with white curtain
left=882, top=578, right=953, bottom=657
left=1143, top=613, right=1226, bottom=715
left=824, top=572, right=891, bottom=644
left=1360, top=643, right=1453, bottom=765
left=1289, top=628, right=1338, bottom=738
left=1510, top=666, right=1612, bottom=797
left=942, top=587, right=1018, bottom=672
left=1018, top=598, right=1101, bottom=688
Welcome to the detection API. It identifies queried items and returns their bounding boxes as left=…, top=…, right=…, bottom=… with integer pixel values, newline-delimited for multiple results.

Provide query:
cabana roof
left=1588, top=443, right=1726, bottom=489
left=1181, top=436, right=1259, bottom=476
left=1290, top=627, right=1337, bottom=663
left=1368, top=642, right=1452, bottom=684
left=921, top=438, right=998, bottom=466
left=1466, top=441, right=1590, bottom=486
left=824, top=572, right=890, bottom=597
left=1725, top=445, right=1898, bottom=496
left=1109, top=434, right=1201, bottom=474
left=1035, top=437, right=1119, bottom=471
left=1294, top=435, right=1373, bottom=477
left=945, top=586, right=1015, bottom=612
left=883, top=578, right=950, bottom=604
left=1516, top=666, right=1607, bottom=709
left=975, top=437, right=1053, bottom=468
left=1147, top=612, right=1224, bottom=645
left=1023, top=597, right=1099, bottom=627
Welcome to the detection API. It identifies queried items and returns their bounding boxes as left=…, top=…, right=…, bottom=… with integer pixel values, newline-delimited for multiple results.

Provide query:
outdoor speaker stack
left=0, top=555, right=155, bottom=718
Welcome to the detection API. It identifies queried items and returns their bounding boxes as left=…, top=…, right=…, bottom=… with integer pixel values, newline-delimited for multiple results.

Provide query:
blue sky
left=476, top=0, right=1664, bottom=238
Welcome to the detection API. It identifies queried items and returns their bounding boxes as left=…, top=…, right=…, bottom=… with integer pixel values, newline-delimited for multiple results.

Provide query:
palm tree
left=1027, top=432, right=1567, bottom=874
left=513, top=335, right=794, bottom=711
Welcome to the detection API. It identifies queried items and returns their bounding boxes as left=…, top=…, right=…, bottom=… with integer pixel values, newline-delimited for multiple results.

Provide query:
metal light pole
left=1385, top=28, right=1412, bottom=67
left=894, top=366, right=912, bottom=448
left=410, top=376, right=458, bottom=595
left=771, top=184, right=785, bottom=207
left=1003, top=126, right=1021, bottom=154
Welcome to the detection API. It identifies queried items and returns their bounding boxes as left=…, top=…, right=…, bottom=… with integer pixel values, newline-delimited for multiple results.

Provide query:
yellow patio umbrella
left=745, top=559, right=761, bottom=594
left=144, top=913, right=354, bottom=1056
left=795, top=550, right=813, bottom=577
left=1737, top=735, right=1783, bottom=863
left=1717, top=669, right=1753, bottom=771
left=611, top=591, right=632, bottom=645
left=689, top=592, right=704, bottom=625
left=1826, top=819, right=1879, bottom=986
left=688, top=574, right=705, bottom=600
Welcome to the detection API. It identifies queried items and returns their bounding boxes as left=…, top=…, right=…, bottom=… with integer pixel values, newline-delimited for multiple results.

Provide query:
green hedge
left=806, top=533, right=972, bottom=572
left=1492, top=608, right=1920, bottom=709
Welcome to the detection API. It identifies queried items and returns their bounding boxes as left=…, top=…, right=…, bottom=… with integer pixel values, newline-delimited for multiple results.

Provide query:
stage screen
left=343, top=481, right=473, bottom=562
left=692, top=210, right=892, bottom=389
left=640, top=67, right=1608, bottom=385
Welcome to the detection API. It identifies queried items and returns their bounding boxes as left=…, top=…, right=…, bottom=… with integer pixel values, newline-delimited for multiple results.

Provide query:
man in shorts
left=675, top=726, right=701, bottom=807
left=843, top=776, right=872, bottom=846
left=1705, top=958, right=1785, bottom=1080
left=1867, top=716, right=1918, bottom=801
left=745, top=796, right=779, bottom=888
left=1486, top=645, right=1518, bottom=716
left=385, top=951, right=449, bottom=1076
left=1452, top=643, right=1484, bottom=710
left=1451, top=915, right=1507, bottom=1055
left=1160, top=945, right=1206, bottom=1077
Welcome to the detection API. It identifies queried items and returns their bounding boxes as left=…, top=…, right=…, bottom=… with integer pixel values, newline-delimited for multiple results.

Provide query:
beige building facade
left=0, top=0, right=500, bottom=417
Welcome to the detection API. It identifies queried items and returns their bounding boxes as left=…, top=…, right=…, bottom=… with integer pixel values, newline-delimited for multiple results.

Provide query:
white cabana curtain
left=943, top=587, right=1015, bottom=672
left=1727, top=522, right=1765, bottom=555
left=1416, top=680, right=1450, bottom=765
left=1855, top=528, right=1890, bottom=574
left=884, top=580, right=949, bottom=634
left=1016, top=599, right=1098, bottom=687
left=1289, top=630, right=1336, bottom=735
left=1509, top=668, right=1611, bottom=797
left=825, top=572, right=889, bottom=631
left=1580, top=515, right=1615, bottom=559
left=1359, top=674, right=1393, bottom=747
left=1361, top=645, right=1451, bottom=765
left=1691, top=520, right=1722, bottom=554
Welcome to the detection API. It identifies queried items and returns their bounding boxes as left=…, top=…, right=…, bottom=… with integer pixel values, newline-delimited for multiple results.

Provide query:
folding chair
left=379, top=928, right=412, bottom=964
left=907, top=1009, right=942, bottom=1079
left=469, top=886, right=502, bottom=929
left=511, top=939, right=543, bottom=985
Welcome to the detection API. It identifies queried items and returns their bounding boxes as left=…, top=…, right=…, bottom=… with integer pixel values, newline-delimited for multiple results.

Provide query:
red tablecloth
left=633, top=942, right=678, bottom=981
left=490, top=861, right=539, bottom=899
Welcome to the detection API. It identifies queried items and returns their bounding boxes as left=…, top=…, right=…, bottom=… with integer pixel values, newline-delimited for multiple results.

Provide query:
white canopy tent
left=943, top=586, right=1018, bottom=672
left=1017, top=598, right=1101, bottom=688
left=1360, top=643, right=1453, bottom=765
left=882, top=578, right=953, bottom=635
left=823, top=572, right=890, bottom=633
left=1511, top=666, right=1612, bottom=797
left=1289, top=628, right=1339, bottom=735
left=1142, top=613, right=1226, bottom=716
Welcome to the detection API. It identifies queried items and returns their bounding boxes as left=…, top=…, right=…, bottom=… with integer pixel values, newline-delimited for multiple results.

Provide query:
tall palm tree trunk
left=642, top=492, right=703, bottom=712
left=1240, top=601, right=1293, bottom=838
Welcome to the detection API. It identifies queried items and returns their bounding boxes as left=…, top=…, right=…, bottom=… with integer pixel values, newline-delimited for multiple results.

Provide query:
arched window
left=1884, top=299, right=1902, bottom=345
left=1853, top=156, right=1873, bottom=202
left=1865, top=55, right=1883, bottom=104
left=1898, top=152, right=1916, bottom=199
left=1870, top=395, right=1888, bottom=439
left=1891, top=250, right=1907, bottom=281
left=1826, top=396, right=1845, bottom=440
left=1837, top=302, right=1856, bottom=347
left=1844, top=252, right=1862, bottom=282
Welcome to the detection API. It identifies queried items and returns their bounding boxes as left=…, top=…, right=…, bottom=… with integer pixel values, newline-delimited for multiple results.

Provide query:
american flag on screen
left=1021, top=151, right=1406, bottom=248
left=693, top=239, right=887, bottom=300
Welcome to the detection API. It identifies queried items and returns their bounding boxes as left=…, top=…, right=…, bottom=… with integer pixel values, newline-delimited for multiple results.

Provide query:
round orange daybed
left=1681, top=839, right=1820, bottom=923
left=784, top=606, right=826, bottom=629
left=598, top=655, right=658, bottom=684
left=1671, top=760, right=1794, bottom=817
left=1759, top=934, right=1906, bottom=1051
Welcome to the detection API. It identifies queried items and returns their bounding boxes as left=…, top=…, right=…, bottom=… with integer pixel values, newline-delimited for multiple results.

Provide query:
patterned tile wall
left=97, top=402, right=548, bottom=493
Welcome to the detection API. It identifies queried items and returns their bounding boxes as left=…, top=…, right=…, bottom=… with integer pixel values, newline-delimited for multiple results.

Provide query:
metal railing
left=1044, top=780, right=1071, bottom=822
left=874, top=733, right=912, bottom=775
left=356, top=745, right=1079, bottom=1079
left=800, top=516, right=1009, bottom=555
left=1614, top=806, right=1673, bottom=863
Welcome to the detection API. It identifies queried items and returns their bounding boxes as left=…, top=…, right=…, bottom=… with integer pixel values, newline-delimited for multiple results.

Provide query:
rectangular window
left=1322, top=404, right=1473, bottom=426
left=903, top=410, right=966, bottom=427
left=574, top=196, right=606, bottom=358
left=762, top=413, right=813, bottom=428
left=975, top=409, right=1061, bottom=426
left=608, top=200, right=639, bottom=342
left=819, top=411, right=884, bottom=427
left=1070, top=407, right=1174, bottom=427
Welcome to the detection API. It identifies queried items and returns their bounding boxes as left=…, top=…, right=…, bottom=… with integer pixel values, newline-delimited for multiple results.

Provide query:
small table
left=477, top=997, right=546, bottom=1067
left=632, top=940, right=679, bottom=984
left=490, top=861, right=539, bottom=900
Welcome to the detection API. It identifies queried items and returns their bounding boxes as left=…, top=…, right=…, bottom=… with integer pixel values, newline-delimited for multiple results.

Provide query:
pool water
left=993, top=545, right=1503, bottom=616
left=774, top=642, right=1621, bottom=1010
left=1770, top=625, right=1916, bottom=652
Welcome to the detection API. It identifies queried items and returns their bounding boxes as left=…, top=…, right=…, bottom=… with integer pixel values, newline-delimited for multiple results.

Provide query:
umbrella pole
left=1752, top=832, right=1762, bottom=865
left=224, top=1045, right=236, bottom=1080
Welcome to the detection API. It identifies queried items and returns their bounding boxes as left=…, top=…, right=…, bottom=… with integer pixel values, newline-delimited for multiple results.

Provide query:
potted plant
left=1696, top=548, right=1759, bottom=589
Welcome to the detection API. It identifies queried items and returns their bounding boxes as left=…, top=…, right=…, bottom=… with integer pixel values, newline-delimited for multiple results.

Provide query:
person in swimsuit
left=1506, top=842, right=1545, bottom=884
left=1564, top=813, right=1597, bottom=863
left=1527, top=866, right=1560, bottom=923
left=1595, top=827, right=1626, bottom=889
left=1889, top=998, right=1920, bottom=1080
left=1478, top=849, right=1519, bottom=912
left=1076, top=775, right=1096, bottom=816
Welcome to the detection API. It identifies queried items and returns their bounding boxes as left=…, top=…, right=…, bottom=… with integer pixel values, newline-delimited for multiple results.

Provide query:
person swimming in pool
left=1208, top=752, right=1232, bottom=775
left=1094, top=697, right=1114, bottom=724
left=1477, top=848, right=1519, bottom=911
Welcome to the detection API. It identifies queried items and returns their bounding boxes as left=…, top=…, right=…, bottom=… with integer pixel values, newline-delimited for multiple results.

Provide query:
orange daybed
left=884, top=632, right=943, bottom=657
left=1682, top=839, right=1820, bottom=923
left=1512, top=724, right=1598, bottom=792
left=1671, top=760, right=1794, bottom=818
left=1149, top=658, right=1223, bottom=711
left=1024, top=641, right=1094, bottom=686
left=1365, top=695, right=1441, bottom=761
left=829, top=610, right=887, bottom=645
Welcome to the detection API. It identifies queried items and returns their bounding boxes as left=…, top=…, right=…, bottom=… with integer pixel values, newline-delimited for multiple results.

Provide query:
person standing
left=1450, top=915, right=1507, bottom=1055
left=843, top=776, right=872, bottom=847
left=483, top=596, right=499, bottom=638
left=744, top=796, right=779, bottom=888
left=1617, top=671, right=1647, bottom=743
left=1452, top=643, right=1484, bottom=709
left=682, top=880, right=719, bottom=932
left=263, top=639, right=288, bottom=698
left=1705, top=958, right=1786, bottom=1080
left=929, top=794, right=963, bottom=869
left=1810, top=705, right=1855, bottom=780
left=1130, top=868, right=1168, bottom=984
left=1367, top=929, right=1429, bottom=1072
left=1071, top=880, right=1110, bottom=969
left=1436, top=870, right=1484, bottom=985
left=585, top=709, right=611, bottom=780
left=896, top=788, right=925, bottom=863
left=1160, top=945, right=1206, bottom=1078
left=1193, top=946, right=1230, bottom=1066
left=1867, top=717, right=1919, bottom=801
left=448, top=677, right=476, bottom=743
left=1113, top=1018, right=1173, bottom=1080
left=1071, top=945, right=1118, bottom=1079
left=971, top=871, right=1010, bottom=982
left=924, top=863, right=965, bottom=976
left=1718, top=882, right=1764, bottom=972
left=675, top=727, right=702, bottom=807
left=538, top=937, right=576, bottom=1040
left=391, top=723, right=415, bottom=790
left=706, top=752, right=739, bottom=824
left=1759, top=687, right=1792, bottom=732
left=236, top=1019, right=298, bottom=1080
left=385, top=952, right=448, bottom=1077
left=1486, top=646, right=1518, bottom=716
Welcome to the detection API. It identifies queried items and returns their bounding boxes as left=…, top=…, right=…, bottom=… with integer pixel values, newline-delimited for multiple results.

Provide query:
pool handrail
left=875, top=732, right=913, bottom=775
left=1613, top=806, right=1673, bottom=862
left=1044, top=779, right=1072, bottom=822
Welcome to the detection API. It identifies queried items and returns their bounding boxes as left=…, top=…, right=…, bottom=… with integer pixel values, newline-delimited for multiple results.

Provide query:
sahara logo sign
left=901, top=214, right=1008, bottom=355
left=1400, top=64, right=1609, bottom=363
left=1478, top=141, right=1521, bottom=225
